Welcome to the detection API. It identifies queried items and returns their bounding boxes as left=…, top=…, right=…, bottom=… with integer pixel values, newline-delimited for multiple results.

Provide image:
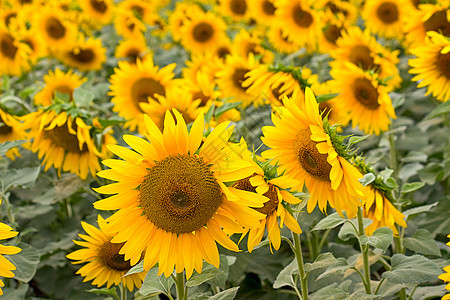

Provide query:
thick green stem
left=292, top=231, right=308, bottom=300
left=119, top=283, right=127, bottom=300
left=175, top=272, right=187, bottom=300
left=357, top=207, right=372, bottom=295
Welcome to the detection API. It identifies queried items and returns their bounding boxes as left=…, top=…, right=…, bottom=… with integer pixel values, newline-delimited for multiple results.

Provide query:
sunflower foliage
left=0, top=0, right=449, bottom=299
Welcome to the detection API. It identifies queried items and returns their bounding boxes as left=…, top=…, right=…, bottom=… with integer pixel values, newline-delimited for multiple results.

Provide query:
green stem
left=357, top=207, right=372, bottom=295
left=292, top=231, right=308, bottom=300
left=0, top=192, right=16, bottom=229
left=317, top=228, right=331, bottom=253
left=374, top=278, right=385, bottom=295
left=175, top=272, right=187, bottom=300
left=119, top=283, right=127, bottom=300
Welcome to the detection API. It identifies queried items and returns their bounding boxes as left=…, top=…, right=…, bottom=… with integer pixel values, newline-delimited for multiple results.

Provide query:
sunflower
left=361, top=0, right=408, bottom=39
left=409, top=31, right=450, bottom=102
left=0, top=109, right=27, bottom=160
left=218, top=0, right=251, bottom=22
left=216, top=54, right=261, bottom=108
left=314, top=0, right=358, bottom=25
left=57, top=37, right=106, bottom=72
left=34, top=69, right=86, bottom=107
left=317, top=12, right=347, bottom=54
left=231, top=30, right=274, bottom=64
left=0, top=200, right=21, bottom=296
left=267, top=24, right=299, bottom=54
left=93, top=110, right=265, bottom=278
left=79, top=0, right=115, bottom=26
left=261, top=88, right=365, bottom=217
left=118, top=0, right=157, bottom=25
left=16, top=27, right=48, bottom=65
left=109, top=57, right=176, bottom=133
left=115, top=36, right=150, bottom=64
left=22, top=110, right=111, bottom=180
left=0, top=8, right=18, bottom=29
left=248, top=0, right=277, bottom=25
left=275, top=0, right=323, bottom=50
left=168, top=2, right=204, bottom=42
left=183, top=52, right=224, bottom=86
left=330, top=62, right=396, bottom=135
left=114, top=9, right=147, bottom=39
left=0, top=27, right=31, bottom=76
left=180, top=11, right=227, bottom=54
left=139, top=82, right=204, bottom=130
left=439, top=235, right=450, bottom=300
left=66, top=215, right=146, bottom=291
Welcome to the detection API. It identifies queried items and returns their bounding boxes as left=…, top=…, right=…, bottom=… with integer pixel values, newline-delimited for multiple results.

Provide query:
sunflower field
left=0, top=0, right=449, bottom=299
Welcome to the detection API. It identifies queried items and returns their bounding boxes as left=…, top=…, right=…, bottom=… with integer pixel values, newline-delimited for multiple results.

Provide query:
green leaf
left=208, top=287, right=239, bottom=300
left=384, top=177, right=398, bottom=189
left=97, top=116, right=127, bottom=127
left=381, top=254, right=441, bottom=284
left=86, top=287, right=118, bottom=296
left=347, top=135, right=370, bottom=147
left=316, top=93, right=338, bottom=103
left=316, top=257, right=349, bottom=281
left=54, top=91, right=70, bottom=102
left=403, top=203, right=437, bottom=218
left=0, top=166, right=40, bottom=191
left=204, top=103, right=215, bottom=124
left=208, top=255, right=235, bottom=289
left=0, top=140, right=26, bottom=157
left=360, top=173, right=376, bottom=186
left=6, top=242, right=39, bottom=283
left=418, top=163, right=445, bottom=184
left=366, top=227, right=393, bottom=253
left=401, top=151, right=427, bottom=163
left=425, top=100, right=450, bottom=120
left=139, top=268, right=174, bottom=296
left=404, top=229, right=441, bottom=256
left=401, top=182, right=425, bottom=194
left=338, top=221, right=359, bottom=241
left=304, top=252, right=338, bottom=272
left=124, top=260, right=144, bottom=277
left=273, top=259, right=297, bottom=289
left=187, top=261, right=224, bottom=287
left=214, top=102, right=241, bottom=118
left=73, top=87, right=94, bottom=107
left=311, top=213, right=346, bottom=231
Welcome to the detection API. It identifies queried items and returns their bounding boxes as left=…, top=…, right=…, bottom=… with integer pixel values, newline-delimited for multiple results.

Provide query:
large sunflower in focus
left=361, top=0, right=407, bottom=39
left=409, top=31, right=450, bottom=102
left=0, top=27, right=31, bottom=76
left=0, top=109, right=27, bottom=160
left=93, top=111, right=265, bottom=278
left=109, top=57, right=176, bottom=133
left=331, top=62, right=396, bottom=135
left=22, top=110, right=113, bottom=180
left=67, top=215, right=146, bottom=291
left=57, top=37, right=106, bottom=72
left=34, top=69, right=86, bottom=106
left=262, top=88, right=365, bottom=217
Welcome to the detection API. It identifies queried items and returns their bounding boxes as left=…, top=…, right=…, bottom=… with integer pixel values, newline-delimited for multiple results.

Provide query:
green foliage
left=381, top=254, right=442, bottom=284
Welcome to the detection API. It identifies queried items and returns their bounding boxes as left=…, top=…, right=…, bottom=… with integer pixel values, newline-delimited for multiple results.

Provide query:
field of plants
left=0, top=0, right=449, bottom=299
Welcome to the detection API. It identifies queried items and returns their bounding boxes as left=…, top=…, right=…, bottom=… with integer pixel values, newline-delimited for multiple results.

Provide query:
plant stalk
left=357, top=207, right=372, bottom=295
left=292, top=231, right=308, bottom=300
left=175, top=272, right=187, bottom=300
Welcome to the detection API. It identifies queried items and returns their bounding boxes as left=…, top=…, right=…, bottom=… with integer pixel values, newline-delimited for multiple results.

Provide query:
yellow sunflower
left=180, top=11, right=227, bottom=54
left=261, top=88, right=365, bottom=218
left=362, top=185, right=406, bottom=236
left=330, top=62, right=396, bottom=135
left=0, top=27, right=31, bottom=76
left=275, top=0, right=323, bottom=50
left=57, top=37, right=106, bottom=72
left=0, top=8, right=18, bottom=29
left=267, top=24, right=299, bottom=54
left=317, top=12, right=347, bottom=54
left=0, top=200, right=21, bottom=296
left=114, top=9, right=147, bottom=39
left=314, top=0, right=359, bottom=25
left=109, top=57, right=176, bottom=133
left=439, top=235, right=450, bottom=300
left=218, top=0, right=251, bottom=22
left=216, top=54, right=261, bottom=108
left=248, top=0, right=277, bottom=25
left=0, top=109, right=27, bottom=160
left=409, top=31, right=450, bottom=102
left=79, top=0, right=115, bottom=26
left=118, top=0, right=157, bottom=25
left=168, top=2, right=204, bottom=42
left=66, top=215, right=146, bottom=291
left=361, top=0, right=409, bottom=39
left=115, top=36, right=150, bottom=64
left=34, top=69, right=86, bottom=107
left=16, top=27, right=48, bottom=65
left=93, top=110, right=265, bottom=278
left=231, top=30, right=274, bottom=64
left=22, top=110, right=112, bottom=180
left=183, top=52, right=223, bottom=86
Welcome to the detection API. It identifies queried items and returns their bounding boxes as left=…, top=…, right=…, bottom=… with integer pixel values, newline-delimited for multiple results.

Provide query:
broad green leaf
left=425, top=100, right=450, bottom=120
left=311, top=213, right=346, bottom=231
left=338, top=221, right=358, bottom=241
left=73, top=87, right=94, bottom=107
left=365, top=227, right=393, bottom=253
left=86, top=287, right=118, bottom=296
left=0, top=140, right=26, bottom=157
left=403, top=203, right=437, bottom=218
left=401, top=182, right=425, bottom=194
left=418, top=163, right=445, bottom=184
left=404, top=229, right=441, bottom=256
left=304, top=252, right=338, bottom=272
left=384, top=177, right=398, bottom=189
left=54, top=91, right=70, bottom=102
left=399, top=163, right=423, bottom=182
left=139, top=268, right=174, bottom=296
left=316, top=258, right=349, bottom=281
left=6, top=242, right=40, bottom=283
left=401, top=151, right=427, bottom=163
left=124, top=260, right=144, bottom=277
left=410, top=284, right=448, bottom=300
left=273, top=259, right=297, bottom=289
left=316, top=93, right=338, bottom=103
left=1, top=283, right=29, bottom=300
left=187, top=261, right=224, bottom=287
left=381, top=254, right=441, bottom=284
left=0, top=166, right=40, bottom=191
left=208, top=287, right=239, bottom=300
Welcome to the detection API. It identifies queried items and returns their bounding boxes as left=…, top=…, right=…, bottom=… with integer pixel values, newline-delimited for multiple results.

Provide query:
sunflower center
left=90, top=0, right=108, bottom=13
left=139, top=155, right=223, bottom=234
left=192, top=90, right=210, bottom=106
left=376, top=1, right=399, bottom=24
left=217, top=46, right=231, bottom=59
left=293, top=5, right=313, bottom=28
left=69, top=48, right=95, bottom=64
left=45, top=17, right=66, bottom=40
left=232, top=68, right=250, bottom=91
left=125, top=48, right=140, bottom=62
left=131, top=5, right=144, bottom=19
left=437, top=52, right=450, bottom=79
left=5, top=13, right=17, bottom=27
left=44, top=123, right=88, bottom=153
left=130, top=78, right=166, bottom=112
left=0, top=33, right=17, bottom=59
left=319, top=101, right=334, bottom=120
left=262, top=0, right=276, bottom=15
left=348, top=45, right=381, bottom=72
left=99, top=242, right=131, bottom=272
left=352, top=78, right=380, bottom=110
left=0, top=116, right=12, bottom=135
left=52, top=85, right=74, bottom=101
left=233, top=176, right=279, bottom=216
left=323, top=24, right=342, bottom=45
left=245, top=42, right=260, bottom=57
left=294, top=128, right=332, bottom=182
left=424, top=10, right=450, bottom=37
left=325, top=2, right=348, bottom=17
left=23, top=38, right=35, bottom=51
left=230, top=0, right=247, bottom=15
left=193, top=22, right=214, bottom=43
